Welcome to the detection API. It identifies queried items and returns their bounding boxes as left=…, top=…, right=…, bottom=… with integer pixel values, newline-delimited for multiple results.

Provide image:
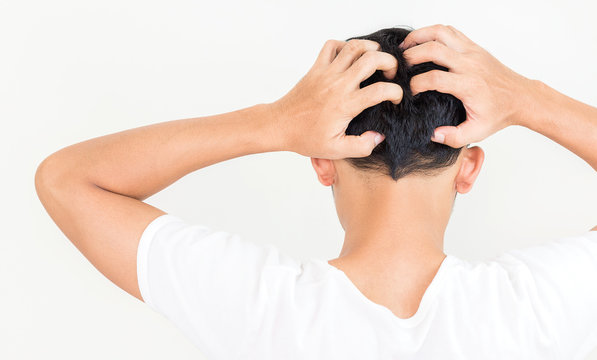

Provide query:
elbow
left=35, top=154, right=59, bottom=200
left=34, top=152, right=71, bottom=201
left=35, top=149, right=93, bottom=206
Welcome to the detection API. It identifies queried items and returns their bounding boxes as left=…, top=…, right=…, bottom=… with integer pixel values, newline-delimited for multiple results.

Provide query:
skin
left=317, top=148, right=484, bottom=318
left=35, top=25, right=596, bottom=321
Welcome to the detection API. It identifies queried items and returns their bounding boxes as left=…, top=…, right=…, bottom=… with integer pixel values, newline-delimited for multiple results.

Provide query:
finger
left=352, top=82, right=403, bottom=113
left=430, top=121, right=483, bottom=148
left=345, top=50, right=398, bottom=83
left=402, top=40, right=461, bottom=71
left=410, top=70, right=469, bottom=99
left=399, top=24, right=466, bottom=52
left=445, top=25, right=474, bottom=43
left=330, top=39, right=381, bottom=73
left=336, top=131, right=385, bottom=159
left=315, top=39, right=347, bottom=66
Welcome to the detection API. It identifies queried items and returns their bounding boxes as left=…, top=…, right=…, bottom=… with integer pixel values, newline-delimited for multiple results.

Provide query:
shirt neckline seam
left=308, top=254, right=457, bottom=328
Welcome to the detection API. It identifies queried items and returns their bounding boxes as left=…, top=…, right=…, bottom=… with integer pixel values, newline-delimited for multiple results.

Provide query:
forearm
left=518, top=80, right=597, bottom=171
left=41, top=103, right=283, bottom=200
left=33, top=38, right=401, bottom=300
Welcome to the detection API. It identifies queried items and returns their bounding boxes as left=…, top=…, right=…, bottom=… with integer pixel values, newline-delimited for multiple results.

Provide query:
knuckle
left=432, top=24, right=447, bottom=34
left=428, top=40, right=443, bottom=55
left=428, top=70, right=444, bottom=85
left=323, top=39, right=336, bottom=49
left=372, top=83, right=386, bottom=99
left=410, top=75, right=422, bottom=93
left=345, top=39, right=363, bottom=53
left=359, top=51, right=378, bottom=67
left=431, top=24, right=443, bottom=32
left=432, top=24, right=451, bottom=40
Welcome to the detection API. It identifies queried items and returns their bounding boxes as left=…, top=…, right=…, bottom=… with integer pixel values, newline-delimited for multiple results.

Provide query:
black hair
left=344, top=26, right=466, bottom=181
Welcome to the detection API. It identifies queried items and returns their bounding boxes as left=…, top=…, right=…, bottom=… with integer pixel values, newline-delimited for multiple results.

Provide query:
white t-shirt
left=137, top=214, right=597, bottom=360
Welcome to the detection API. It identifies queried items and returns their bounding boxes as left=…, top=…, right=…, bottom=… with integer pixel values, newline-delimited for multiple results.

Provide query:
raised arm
left=399, top=24, right=597, bottom=229
left=34, top=39, right=402, bottom=301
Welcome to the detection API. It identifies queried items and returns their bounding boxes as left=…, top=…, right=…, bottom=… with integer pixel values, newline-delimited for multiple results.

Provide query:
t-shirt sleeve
left=136, top=213, right=303, bottom=360
left=493, top=230, right=597, bottom=358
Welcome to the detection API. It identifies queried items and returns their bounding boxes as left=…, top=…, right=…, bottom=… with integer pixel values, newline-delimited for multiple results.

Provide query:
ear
left=310, top=158, right=337, bottom=186
left=454, top=146, right=484, bottom=194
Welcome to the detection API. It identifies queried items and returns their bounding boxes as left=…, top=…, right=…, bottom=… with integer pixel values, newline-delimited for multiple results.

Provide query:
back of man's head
left=344, top=27, right=466, bottom=181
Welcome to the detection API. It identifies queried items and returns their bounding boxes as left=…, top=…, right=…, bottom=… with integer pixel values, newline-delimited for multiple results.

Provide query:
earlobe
left=310, top=157, right=336, bottom=186
left=455, top=146, right=484, bottom=194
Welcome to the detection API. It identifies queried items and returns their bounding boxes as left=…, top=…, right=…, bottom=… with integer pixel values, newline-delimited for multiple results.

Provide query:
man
left=35, top=24, right=597, bottom=359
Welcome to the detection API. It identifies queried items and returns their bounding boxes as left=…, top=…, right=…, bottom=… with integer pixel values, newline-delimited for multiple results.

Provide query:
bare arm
left=34, top=105, right=279, bottom=300
left=400, top=24, right=597, bottom=229
left=515, top=80, right=597, bottom=172
left=520, top=79, right=597, bottom=231
left=34, top=39, right=402, bottom=301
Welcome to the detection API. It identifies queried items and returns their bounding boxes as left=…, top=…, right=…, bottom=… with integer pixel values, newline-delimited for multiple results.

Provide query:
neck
left=334, top=173, right=454, bottom=266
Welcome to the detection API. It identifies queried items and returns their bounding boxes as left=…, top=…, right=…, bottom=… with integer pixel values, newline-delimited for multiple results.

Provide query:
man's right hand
left=399, top=24, right=537, bottom=148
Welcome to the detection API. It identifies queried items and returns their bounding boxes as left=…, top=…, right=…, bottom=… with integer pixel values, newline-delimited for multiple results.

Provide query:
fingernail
left=431, top=132, right=445, bottom=144
left=398, top=41, right=405, bottom=49
left=374, top=133, right=384, bottom=145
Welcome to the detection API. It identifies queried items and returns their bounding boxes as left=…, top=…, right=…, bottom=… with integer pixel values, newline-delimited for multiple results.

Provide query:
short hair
left=344, top=26, right=466, bottom=181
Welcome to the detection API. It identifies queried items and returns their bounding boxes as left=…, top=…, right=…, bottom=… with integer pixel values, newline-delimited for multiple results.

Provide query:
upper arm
left=35, top=155, right=165, bottom=301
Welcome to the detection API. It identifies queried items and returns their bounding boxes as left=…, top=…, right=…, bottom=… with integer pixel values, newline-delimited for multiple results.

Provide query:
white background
left=3, top=0, right=597, bottom=358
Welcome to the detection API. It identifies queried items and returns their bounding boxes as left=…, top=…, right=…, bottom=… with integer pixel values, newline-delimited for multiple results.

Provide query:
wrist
left=510, top=78, right=549, bottom=129
left=252, top=102, right=291, bottom=153
left=262, top=98, right=298, bottom=153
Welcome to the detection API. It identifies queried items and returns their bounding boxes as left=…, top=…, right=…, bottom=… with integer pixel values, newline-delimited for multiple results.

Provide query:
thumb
left=431, top=121, right=478, bottom=148
left=338, top=131, right=385, bottom=158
